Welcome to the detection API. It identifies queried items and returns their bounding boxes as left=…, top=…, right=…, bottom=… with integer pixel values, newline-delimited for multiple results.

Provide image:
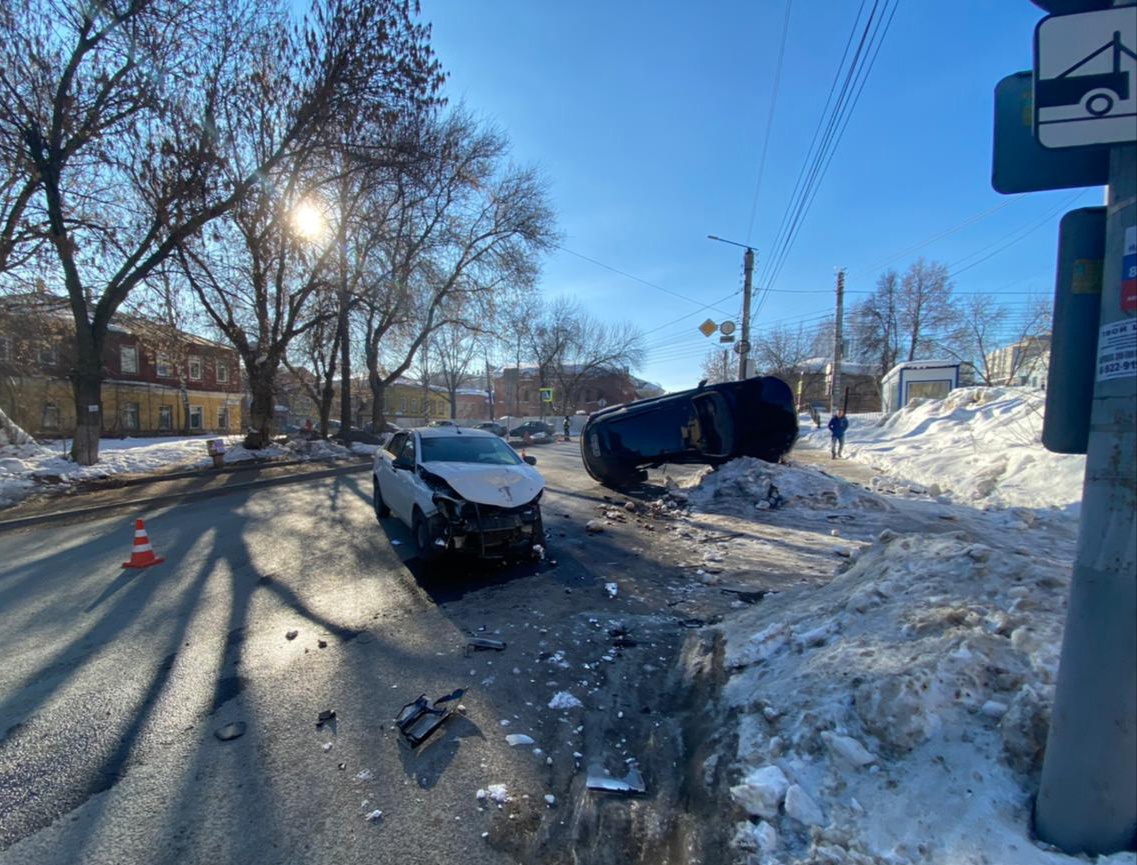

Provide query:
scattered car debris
left=477, top=784, right=512, bottom=805
left=609, top=627, right=637, bottom=648
left=364, top=809, right=383, bottom=822
left=318, top=639, right=328, bottom=649
left=586, top=762, right=647, bottom=795
left=505, top=734, right=535, bottom=747
left=395, top=688, right=466, bottom=748
left=544, top=794, right=556, bottom=807
left=322, top=742, right=333, bottom=752
left=721, top=586, right=770, bottom=604
left=585, top=519, right=605, bottom=533
left=605, top=582, right=618, bottom=598
left=214, top=721, right=246, bottom=741
left=467, top=637, right=507, bottom=652
left=316, top=709, right=337, bottom=729
left=285, top=629, right=299, bottom=640
left=548, top=691, right=583, bottom=710
left=355, top=769, right=374, bottom=781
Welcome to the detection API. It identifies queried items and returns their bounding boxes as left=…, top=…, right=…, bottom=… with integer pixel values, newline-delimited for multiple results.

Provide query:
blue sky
left=421, top=0, right=1101, bottom=392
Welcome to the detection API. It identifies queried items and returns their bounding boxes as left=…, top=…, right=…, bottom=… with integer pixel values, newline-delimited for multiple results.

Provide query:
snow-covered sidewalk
left=0, top=429, right=375, bottom=509
left=799, top=387, right=1085, bottom=515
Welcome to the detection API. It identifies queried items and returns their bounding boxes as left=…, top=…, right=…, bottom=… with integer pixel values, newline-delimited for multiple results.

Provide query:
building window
left=522, top=390, right=531, bottom=404
left=218, top=406, right=229, bottom=429
left=0, top=336, right=10, bottom=361
left=188, top=356, right=202, bottom=381
left=158, top=405, right=173, bottom=430
left=189, top=405, right=203, bottom=430
left=156, top=354, right=173, bottom=378
left=42, top=403, right=60, bottom=430
left=399, top=396, right=407, bottom=413
left=216, top=360, right=229, bottom=384
left=39, top=341, right=58, bottom=365
left=121, top=402, right=139, bottom=430
left=410, top=397, right=419, bottom=413
left=120, top=345, right=138, bottom=374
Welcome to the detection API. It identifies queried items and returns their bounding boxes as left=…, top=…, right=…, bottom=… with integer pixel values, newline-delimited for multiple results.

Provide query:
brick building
left=493, top=365, right=640, bottom=417
left=0, top=294, right=243, bottom=438
left=792, top=359, right=882, bottom=415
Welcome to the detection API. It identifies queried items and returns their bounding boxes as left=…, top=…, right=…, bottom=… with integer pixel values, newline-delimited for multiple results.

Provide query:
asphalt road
left=0, top=441, right=744, bottom=865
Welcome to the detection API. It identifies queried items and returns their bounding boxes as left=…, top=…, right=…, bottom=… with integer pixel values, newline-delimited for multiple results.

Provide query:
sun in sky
left=290, top=199, right=328, bottom=242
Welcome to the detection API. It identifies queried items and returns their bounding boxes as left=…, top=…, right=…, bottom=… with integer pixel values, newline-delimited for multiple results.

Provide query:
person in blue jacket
left=828, top=409, right=849, bottom=459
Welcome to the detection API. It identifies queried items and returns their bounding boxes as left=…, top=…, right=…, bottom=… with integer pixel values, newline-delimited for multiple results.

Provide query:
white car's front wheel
left=413, top=509, right=443, bottom=563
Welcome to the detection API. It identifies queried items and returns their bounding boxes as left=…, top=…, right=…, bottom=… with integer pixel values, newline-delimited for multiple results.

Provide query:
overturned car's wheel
left=372, top=477, right=390, bottom=519
left=413, top=509, right=443, bottom=563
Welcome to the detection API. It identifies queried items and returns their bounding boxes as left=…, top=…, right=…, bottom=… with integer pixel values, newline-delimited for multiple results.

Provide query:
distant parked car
left=477, top=421, right=507, bottom=437
left=580, top=377, right=798, bottom=488
left=508, top=420, right=554, bottom=440
left=372, top=426, right=545, bottom=562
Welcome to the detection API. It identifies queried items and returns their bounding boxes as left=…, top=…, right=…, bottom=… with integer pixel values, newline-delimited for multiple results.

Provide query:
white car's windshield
left=420, top=436, right=521, bottom=465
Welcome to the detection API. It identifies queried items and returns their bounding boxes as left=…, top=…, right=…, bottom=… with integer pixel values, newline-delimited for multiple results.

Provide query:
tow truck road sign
left=1034, top=6, right=1137, bottom=148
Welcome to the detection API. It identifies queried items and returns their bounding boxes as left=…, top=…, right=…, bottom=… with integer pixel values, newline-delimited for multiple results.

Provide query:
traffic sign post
left=1029, top=20, right=1136, bottom=856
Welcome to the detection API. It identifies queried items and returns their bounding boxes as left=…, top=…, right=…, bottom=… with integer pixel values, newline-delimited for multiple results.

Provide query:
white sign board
left=1096, top=319, right=1136, bottom=382
left=1034, top=6, right=1137, bottom=149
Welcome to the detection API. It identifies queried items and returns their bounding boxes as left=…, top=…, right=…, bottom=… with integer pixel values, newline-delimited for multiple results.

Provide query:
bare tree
left=752, top=323, right=812, bottom=380
left=898, top=258, right=955, bottom=362
left=850, top=269, right=902, bottom=379
left=283, top=287, right=342, bottom=436
left=433, top=320, right=482, bottom=419
left=357, top=111, right=557, bottom=429
left=938, top=294, right=1051, bottom=386
left=552, top=314, right=644, bottom=415
left=526, top=297, right=578, bottom=419
left=0, top=0, right=442, bottom=463
left=699, top=348, right=731, bottom=385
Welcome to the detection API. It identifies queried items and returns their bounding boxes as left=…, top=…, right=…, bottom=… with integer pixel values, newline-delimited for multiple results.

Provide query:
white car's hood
left=421, top=461, right=544, bottom=508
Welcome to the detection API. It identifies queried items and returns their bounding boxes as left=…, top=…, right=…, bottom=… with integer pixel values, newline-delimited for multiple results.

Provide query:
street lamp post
left=707, top=235, right=757, bottom=379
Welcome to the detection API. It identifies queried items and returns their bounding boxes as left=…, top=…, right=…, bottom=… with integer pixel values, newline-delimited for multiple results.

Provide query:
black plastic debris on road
left=214, top=721, right=247, bottom=742
left=316, top=709, right=337, bottom=729
left=466, top=637, right=506, bottom=652
left=721, top=586, right=770, bottom=605
left=586, top=762, right=646, bottom=795
left=396, top=688, right=465, bottom=748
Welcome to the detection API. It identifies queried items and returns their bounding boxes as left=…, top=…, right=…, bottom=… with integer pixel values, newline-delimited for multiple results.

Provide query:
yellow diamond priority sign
left=698, top=319, right=717, bottom=337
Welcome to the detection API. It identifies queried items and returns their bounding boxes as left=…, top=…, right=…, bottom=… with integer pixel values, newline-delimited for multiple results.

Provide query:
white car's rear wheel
left=372, top=476, right=390, bottom=519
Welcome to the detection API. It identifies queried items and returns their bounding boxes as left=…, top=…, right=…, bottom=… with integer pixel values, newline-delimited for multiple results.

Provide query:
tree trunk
left=370, top=378, right=387, bottom=429
left=71, top=369, right=103, bottom=466
left=70, top=326, right=104, bottom=465
left=318, top=383, right=334, bottom=438
left=246, top=367, right=276, bottom=448
left=338, top=285, right=352, bottom=438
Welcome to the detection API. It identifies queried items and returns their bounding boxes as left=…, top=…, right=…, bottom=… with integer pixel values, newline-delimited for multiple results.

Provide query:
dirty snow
left=548, top=691, right=583, bottom=710
left=799, top=387, right=1084, bottom=513
left=681, top=456, right=889, bottom=517
left=718, top=528, right=1132, bottom=865
left=0, top=432, right=365, bottom=509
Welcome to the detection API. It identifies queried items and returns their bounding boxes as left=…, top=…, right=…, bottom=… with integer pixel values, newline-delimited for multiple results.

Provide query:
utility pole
left=1034, top=140, right=1136, bottom=854
left=831, top=268, right=845, bottom=414
left=739, top=247, right=754, bottom=380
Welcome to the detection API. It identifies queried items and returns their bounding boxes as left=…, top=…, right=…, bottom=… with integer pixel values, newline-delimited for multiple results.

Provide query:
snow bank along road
left=0, top=436, right=1112, bottom=865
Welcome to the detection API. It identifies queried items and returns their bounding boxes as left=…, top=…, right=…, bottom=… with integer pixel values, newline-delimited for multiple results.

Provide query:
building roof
left=881, top=359, right=960, bottom=382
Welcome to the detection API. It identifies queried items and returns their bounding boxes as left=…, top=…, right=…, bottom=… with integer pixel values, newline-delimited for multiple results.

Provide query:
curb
left=0, top=462, right=372, bottom=533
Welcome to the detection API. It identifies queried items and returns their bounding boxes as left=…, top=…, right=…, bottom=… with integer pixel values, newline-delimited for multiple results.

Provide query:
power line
left=745, top=0, right=795, bottom=244
left=554, top=244, right=737, bottom=320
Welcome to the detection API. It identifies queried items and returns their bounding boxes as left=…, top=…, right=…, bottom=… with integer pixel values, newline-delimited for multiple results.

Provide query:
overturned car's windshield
left=420, top=435, right=522, bottom=465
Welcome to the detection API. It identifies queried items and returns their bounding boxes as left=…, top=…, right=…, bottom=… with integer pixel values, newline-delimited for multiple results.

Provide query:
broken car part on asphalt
left=586, top=762, right=647, bottom=795
left=466, top=637, right=507, bottom=652
left=396, top=688, right=465, bottom=748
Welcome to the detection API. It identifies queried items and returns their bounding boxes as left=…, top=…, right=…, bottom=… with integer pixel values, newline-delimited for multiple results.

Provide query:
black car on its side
left=580, top=376, right=798, bottom=487
left=508, top=420, right=555, bottom=439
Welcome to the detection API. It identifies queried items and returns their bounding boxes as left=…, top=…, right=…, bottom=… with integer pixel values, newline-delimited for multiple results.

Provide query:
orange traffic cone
left=123, top=518, right=165, bottom=569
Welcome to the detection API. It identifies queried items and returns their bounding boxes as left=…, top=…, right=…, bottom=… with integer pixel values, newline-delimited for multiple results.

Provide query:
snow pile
left=720, top=531, right=1101, bottom=865
left=0, top=407, right=36, bottom=446
left=682, top=457, right=888, bottom=516
left=801, top=388, right=1084, bottom=512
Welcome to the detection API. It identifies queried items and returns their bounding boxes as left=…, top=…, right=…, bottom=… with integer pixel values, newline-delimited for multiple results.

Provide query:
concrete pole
left=831, top=269, right=845, bottom=414
left=1034, top=140, right=1136, bottom=855
left=738, top=248, right=754, bottom=380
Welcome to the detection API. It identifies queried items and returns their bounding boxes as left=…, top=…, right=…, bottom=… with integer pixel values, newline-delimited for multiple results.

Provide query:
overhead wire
left=745, top=0, right=795, bottom=244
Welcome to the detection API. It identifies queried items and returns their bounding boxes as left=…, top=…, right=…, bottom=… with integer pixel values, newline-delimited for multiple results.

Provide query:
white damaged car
left=372, top=426, right=545, bottom=561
